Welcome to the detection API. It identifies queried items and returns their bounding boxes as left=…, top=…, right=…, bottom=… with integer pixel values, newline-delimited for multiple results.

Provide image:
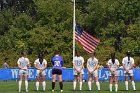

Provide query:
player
left=73, top=51, right=84, bottom=90
left=87, top=51, right=100, bottom=91
left=51, top=51, right=64, bottom=92
left=17, top=52, right=30, bottom=92
left=122, top=51, right=136, bottom=91
left=34, top=53, right=47, bottom=91
left=107, top=53, right=119, bottom=92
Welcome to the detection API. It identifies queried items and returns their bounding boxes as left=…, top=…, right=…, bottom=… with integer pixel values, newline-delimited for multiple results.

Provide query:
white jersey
left=17, top=57, right=29, bottom=69
left=108, top=59, right=119, bottom=71
left=73, top=56, right=84, bottom=70
left=122, top=57, right=134, bottom=69
left=87, top=57, right=98, bottom=71
left=34, top=59, right=47, bottom=69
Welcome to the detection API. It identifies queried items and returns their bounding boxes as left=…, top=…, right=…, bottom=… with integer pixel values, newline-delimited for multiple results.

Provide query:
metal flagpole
left=73, top=0, right=76, bottom=63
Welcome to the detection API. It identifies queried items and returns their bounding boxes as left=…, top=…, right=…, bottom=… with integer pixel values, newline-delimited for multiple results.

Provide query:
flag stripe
left=75, top=24, right=100, bottom=53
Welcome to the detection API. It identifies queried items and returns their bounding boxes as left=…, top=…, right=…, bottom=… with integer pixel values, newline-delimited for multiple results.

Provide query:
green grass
left=0, top=81, right=140, bottom=93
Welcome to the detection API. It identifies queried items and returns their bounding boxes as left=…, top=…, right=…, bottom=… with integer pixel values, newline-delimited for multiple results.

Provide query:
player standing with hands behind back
left=73, top=51, right=84, bottom=90
left=122, top=51, right=136, bottom=91
left=17, top=52, right=30, bottom=92
left=51, top=51, right=64, bottom=92
left=34, top=53, right=47, bottom=91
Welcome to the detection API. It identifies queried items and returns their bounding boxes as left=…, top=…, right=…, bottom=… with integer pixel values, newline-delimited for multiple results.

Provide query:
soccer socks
left=73, top=81, right=77, bottom=90
left=25, top=80, right=28, bottom=92
left=132, top=81, right=136, bottom=90
left=88, top=81, right=92, bottom=90
left=109, top=84, right=112, bottom=91
left=115, top=84, right=118, bottom=92
left=79, top=82, right=82, bottom=90
left=42, top=81, right=46, bottom=91
left=52, top=82, right=55, bottom=90
left=125, top=81, right=128, bottom=90
left=36, top=81, right=39, bottom=91
left=59, top=82, right=63, bottom=90
left=96, top=82, right=100, bottom=90
left=18, top=81, right=22, bottom=92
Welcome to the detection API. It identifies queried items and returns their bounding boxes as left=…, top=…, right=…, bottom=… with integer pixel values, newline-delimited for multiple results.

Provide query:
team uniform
left=73, top=56, right=84, bottom=90
left=107, top=59, right=119, bottom=76
left=17, top=57, right=29, bottom=75
left=107, top=59, right=119, bottom=92
left=122, top=57, right=134, bottom=76
left=51, top=55, right=64, bottom=92
left=34, top=58, right=47, bottom=91
left=122, top=56, right=136, bottom=90
left=87, top=57, right=100, bottom=91
left=52, top=55, right=64, bottom=74
left=73, top=56, right=84, bottom=75
left=17, top=57, right=29, bottom=92
left=87, top=57, right=98, bottom=77
left=34, top=59, right=47, bottom=76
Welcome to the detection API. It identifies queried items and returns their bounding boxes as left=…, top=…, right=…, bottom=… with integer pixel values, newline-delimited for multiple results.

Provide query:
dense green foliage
left=0, top=0, right=140, bottom=67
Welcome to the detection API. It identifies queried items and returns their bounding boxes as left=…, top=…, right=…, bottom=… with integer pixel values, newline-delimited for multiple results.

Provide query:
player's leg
left=114, top=76, right=118, bottom=92
left=58, top=74, right=63, bottom=92
left=95, top=76, right=100, bottom=91
left=94, top=70, right=100, bottom=91
left=88, top=74, right=92, bottom=90
left=42, top=75, right=46, bottom=91
left=125, top=75, right=129, bottom=90
left=130, top=76, right=136, bottom=90
left=24, top=73, right=28, bottom=92
left=79, top=74, right=83, bottom=90
left=36, top=70, right=40, bottom=91
left=73, top=75, right=78, bottom=90
left=73, top=70, right=78, bottom=90
left=109, top=76, right=113, bottom=91
left=19, top=73, right=23, bottom=92
left=52, top=74, right=56, bottom=91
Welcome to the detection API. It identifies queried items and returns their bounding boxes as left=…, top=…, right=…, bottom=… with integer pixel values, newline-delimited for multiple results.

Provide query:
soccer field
left=0, top=81, right=140, bottom=93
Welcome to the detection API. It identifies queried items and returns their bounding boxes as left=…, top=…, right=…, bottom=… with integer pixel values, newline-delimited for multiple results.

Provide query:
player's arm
left=73, top=63, right=78, bottom=71
left=42, top=60, right=47, bottom=70
left=128, top=59, right=134, bottom=70
left=114, top=60, right=119, bottom=71
left=86, top=61, right=92, bottom=73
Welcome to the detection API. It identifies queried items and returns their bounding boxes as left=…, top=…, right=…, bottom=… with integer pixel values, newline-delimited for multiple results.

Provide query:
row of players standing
left=17, top=51, right=64, bottom=92
left=17, top=50, right=136, bottom=92
left=73, top=51, right=136, bottom=92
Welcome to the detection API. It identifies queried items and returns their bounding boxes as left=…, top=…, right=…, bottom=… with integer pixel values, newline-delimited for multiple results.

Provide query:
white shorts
left=19, top=69, right=28, bottom=75
left=74, top=69, right=84, bottom=75
left=88, top=70, right=98, bottom=77
left=124, top=69, right=133, bottom=76
left=109, top=71, right=119, bottom=76
left=36, top=70, right=46, bottom=76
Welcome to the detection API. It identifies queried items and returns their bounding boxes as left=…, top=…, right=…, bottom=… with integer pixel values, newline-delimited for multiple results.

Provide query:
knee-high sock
left=25, top=80, right=28, bottom=91
left=88, top=81, right=92, bottom=90
left=52, top=82, right=55, bottom=90
left=59, top=82, right=63, bottom=90
left=96, top=82, right=100, bottom=90
left=132, top=81, right=136, bottom=90
left=109, top=84, right=112, bottom=91
left=125, top=81, right=128, bottom=90
left=42, top=81, right=46, bottom=91
left=19, top=81, right=22, bottom=92
left=79, top=82, right=82, bottom=90
left=115, top=84, right=118, bottom=92
left=73, top=81, right=77, bottom=90
left=36, top=81, right=39, bottom=91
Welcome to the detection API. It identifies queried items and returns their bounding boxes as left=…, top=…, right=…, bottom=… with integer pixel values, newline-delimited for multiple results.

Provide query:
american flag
left=75, top=24, right=100, bottom=53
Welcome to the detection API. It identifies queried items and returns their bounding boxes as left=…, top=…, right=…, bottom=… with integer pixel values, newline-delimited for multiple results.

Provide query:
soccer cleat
left=52, top=90, right=54, bottom=92
left=60, top=90, right=63, bottom=92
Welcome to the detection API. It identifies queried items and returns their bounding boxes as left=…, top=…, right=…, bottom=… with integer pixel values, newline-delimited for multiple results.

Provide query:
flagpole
left=73, top=0, right=76, bottom=63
